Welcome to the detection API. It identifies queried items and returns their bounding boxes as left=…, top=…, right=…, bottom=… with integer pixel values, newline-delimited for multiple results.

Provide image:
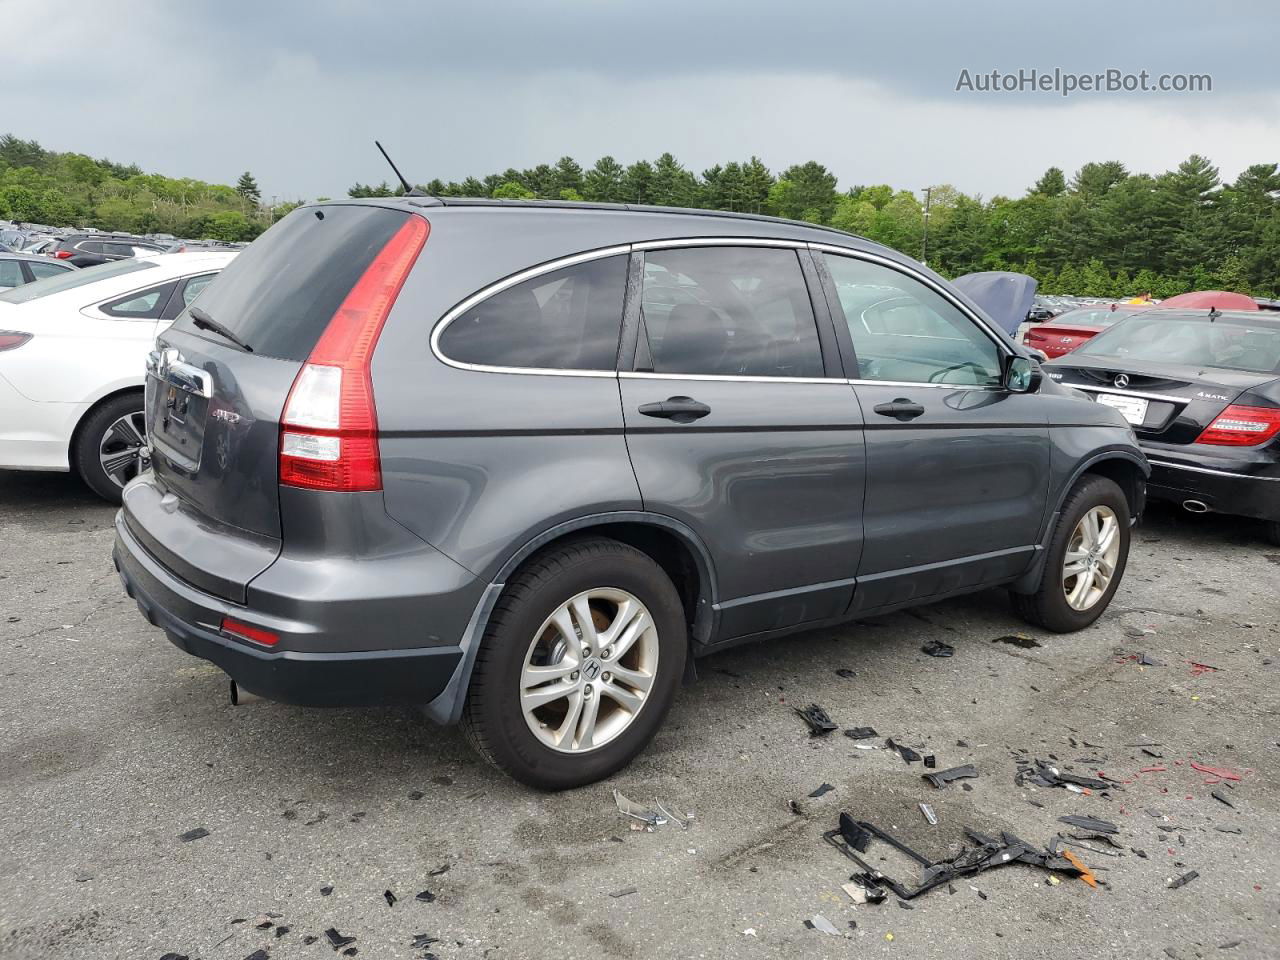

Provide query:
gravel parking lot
left=1, top=471, right=1277, bottom=960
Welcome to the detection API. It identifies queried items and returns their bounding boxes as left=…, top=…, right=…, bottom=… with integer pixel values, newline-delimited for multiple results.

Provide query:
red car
left=1023, top=306, right=1149, bottom=358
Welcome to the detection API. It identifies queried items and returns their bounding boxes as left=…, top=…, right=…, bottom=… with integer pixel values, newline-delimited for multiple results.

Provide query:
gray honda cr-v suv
left=113, top=199, right=1147, bottom=788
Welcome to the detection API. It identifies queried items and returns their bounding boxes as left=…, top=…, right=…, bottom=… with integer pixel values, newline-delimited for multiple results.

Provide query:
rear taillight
left=279, top=215, right=428, bottom=491
left=53, top=250, right=72, bottom=259
left=220, top=617, right=279, bottom=647
left=0, top=331, right=32, bottom=351
left=1196, top=404, right=1280, bottom=446
left=1024, top=330, right=1046, bottom=342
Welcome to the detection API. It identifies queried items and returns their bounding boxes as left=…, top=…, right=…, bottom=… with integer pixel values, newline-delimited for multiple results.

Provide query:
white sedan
left=0, top=251, right=236, bottom=501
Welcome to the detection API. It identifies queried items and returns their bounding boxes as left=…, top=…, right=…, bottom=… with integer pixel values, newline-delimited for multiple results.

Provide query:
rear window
left=1075, top=314, right=1280, bottom=374
left=168, top=205, right=409, bottom=361
left=0, top=258, right=156, bottom=303
left=1051, top=308, right=1142, bottom=327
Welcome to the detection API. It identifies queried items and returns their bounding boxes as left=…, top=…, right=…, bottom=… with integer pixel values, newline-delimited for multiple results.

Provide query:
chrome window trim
left=430, top=244, right=631, bottom=377
left=620, top=371, right=840, bottom=385
left=633, top=236, right=804, bottom=251
left=846, top=378, right=999, bottom=391
left=809, top=242, right=1014, bottom=356
left=1147, top=459, right=1280, bottom=482
left=1065, top=383, right=1186, bottom=404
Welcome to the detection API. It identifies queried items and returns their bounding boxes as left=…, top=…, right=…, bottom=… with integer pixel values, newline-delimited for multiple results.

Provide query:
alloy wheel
left=1062, top=505, right=1120, bottom=611
left=519, top=588, right=659, bottom=753
left=98, top=411, right=149, bottom=489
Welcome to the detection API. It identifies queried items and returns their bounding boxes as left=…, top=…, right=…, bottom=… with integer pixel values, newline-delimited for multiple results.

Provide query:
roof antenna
left=375, top=140, right=427, bottom=197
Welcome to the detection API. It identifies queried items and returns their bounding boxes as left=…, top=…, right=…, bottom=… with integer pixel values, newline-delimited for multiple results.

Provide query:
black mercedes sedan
left=1045, top=308, right=1280, bottom=545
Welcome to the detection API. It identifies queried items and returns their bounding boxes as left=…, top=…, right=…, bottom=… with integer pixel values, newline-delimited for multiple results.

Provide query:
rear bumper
left=1146, top=458, right=1280, bottom=522
left=113, top=513, right=464, bottom=707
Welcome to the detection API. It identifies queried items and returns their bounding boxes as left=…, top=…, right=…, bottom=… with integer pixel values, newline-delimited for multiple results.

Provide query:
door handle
left=638, top=396, right=711, bottom=423
left=873, top=398, right=926, bottom=421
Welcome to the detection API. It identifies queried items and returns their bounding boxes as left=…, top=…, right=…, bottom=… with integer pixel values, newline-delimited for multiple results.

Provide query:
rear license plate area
left=1095, top=392, right=1148, bottom=425
left=147, top=372, right=209, bottom=472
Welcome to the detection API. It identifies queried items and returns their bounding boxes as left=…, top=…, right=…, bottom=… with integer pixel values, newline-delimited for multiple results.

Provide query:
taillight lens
left=1196, top=404, right=1280, bottom=446
left=221, top=617, right=279, bottom=647
left=0, top=331, right=32, bottom=352
left=279, top=215, right=428, bottom=491
left=53, top=250, right=73, bottom=259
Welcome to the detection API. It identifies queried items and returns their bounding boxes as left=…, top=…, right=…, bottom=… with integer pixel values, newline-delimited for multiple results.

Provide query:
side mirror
left=1004, top=355, right=1042, bottom=393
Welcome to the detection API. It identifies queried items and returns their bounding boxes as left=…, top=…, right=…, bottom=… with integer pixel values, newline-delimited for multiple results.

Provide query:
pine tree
left=1030, top=167, right=1066, bottom=197
left=235, top=171, right=261, bottom=204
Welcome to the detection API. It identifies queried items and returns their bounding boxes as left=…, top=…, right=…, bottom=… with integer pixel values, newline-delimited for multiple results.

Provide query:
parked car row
left=3, top=199, right=1274, bottom=788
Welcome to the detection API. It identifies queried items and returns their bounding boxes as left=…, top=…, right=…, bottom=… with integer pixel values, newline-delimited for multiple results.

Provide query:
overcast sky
left=10, top=1, right=1280, bottom=201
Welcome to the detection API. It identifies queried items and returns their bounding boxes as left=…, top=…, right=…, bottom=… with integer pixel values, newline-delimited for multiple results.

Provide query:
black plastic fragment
left=838, top=812, right=872, bottom=852
left=428, top=863, right=450, bottom=876
left=408, top=790, right=424, bottom=800
left=1212, top=790, right=1235, bottom=809
left=275, top=926, right=290, bottom=938
left=1168, top=870, right=1199, bottom=889
left=609, top=886, right=638, bottom=898
left=303, top=935, right=319, bottom=945
left=384, top=890, right=397, bottom=907
left=795, top=704, right=838, bottom=736
left=809, top=783, right=835, bottom=798
left=923, top=755, right=936, bottom=769
left=886, top=738, right=922, bottom=763
left=844, top=727, right=877, bottom=740
left=415, top=890, right=437, bottom=903
left=411, top=934, right=440, bottom=949
left=835, top=668, right=857, bottom=679
left=1215, top=826, right=1243, bottom=835
left=178, top=827, right=209, bottom=843
left=244, top=951, right=268, bottom=960
left=896, top=899, right=914, bottom=909
left=1139, top=653, right=1165, bottom=666
left=325, top=928, right=356, bottom=948
left=159, top=954, right=190, bottom=960
left=1057, top=815, right=1118, bottom=834
left=320, top=885, right=333, bottom=896
left=343, top=949, right=357, bottom=957
left=1019, top=761, right=1113, bottom=791
left=923, top=764, right=978, bottom=788
left=922, top=640, right=955, bottom=658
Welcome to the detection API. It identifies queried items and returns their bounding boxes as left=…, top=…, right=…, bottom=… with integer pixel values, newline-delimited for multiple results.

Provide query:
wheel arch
left=423, top=512, right=719, bottom=726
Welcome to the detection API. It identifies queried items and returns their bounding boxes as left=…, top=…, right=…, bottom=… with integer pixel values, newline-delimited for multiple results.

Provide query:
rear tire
left=1011, top=475, right=1130, bottom=633
left=462, top=537, right=687, bottom=790
left=73, top=393, right=149, bottom=505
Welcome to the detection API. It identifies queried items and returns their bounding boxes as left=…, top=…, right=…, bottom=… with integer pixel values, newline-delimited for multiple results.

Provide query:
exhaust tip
left=1182, top=499, right=1210, bottom=514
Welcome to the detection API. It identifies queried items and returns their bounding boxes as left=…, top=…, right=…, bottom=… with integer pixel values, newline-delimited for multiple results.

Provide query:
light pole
left=921, top=186, right=933, bottom=267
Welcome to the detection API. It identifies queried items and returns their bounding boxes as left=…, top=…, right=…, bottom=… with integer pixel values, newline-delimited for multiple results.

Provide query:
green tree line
left=0, top=134, right=270, bottom=242
left=353, top=152, right=1280, bottom=298
left=5, top=132, right=1277, bottom=296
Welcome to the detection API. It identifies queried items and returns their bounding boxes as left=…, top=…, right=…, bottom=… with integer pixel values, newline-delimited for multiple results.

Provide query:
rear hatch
left=134, top=203, right=418, bottom=602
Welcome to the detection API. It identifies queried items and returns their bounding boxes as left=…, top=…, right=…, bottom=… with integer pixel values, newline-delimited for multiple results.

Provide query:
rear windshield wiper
left=189, top=306, right=253, bottom=353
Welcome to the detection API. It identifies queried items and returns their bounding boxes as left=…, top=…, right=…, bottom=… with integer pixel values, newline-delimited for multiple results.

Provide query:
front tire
left=462, top=537, right=687, bottom=790
left=73, top=393, right=149, bottom=504
left=1012, top=475, right=1130, bottom=632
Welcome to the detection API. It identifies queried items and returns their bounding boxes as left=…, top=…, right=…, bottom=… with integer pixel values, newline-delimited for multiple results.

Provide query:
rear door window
left=100, top=280, right=178, bottom=319
left=167, top=205, right=410, bottom=361
left=639, top=246, right=823, bottom=378
left=27, top=260, right=70, bottom=280
left=437, top=254, right=627, bottom=371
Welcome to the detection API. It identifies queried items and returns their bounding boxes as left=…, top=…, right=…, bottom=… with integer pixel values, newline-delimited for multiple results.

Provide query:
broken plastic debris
left=655, top=801, right=689, bottom=829
left=320, top=885, right=333, bottom=896
left=886, top=738, right=922, bottom=763
left=1018, top=761, right=1112, bottom=792
left=1211, top=790, right=1235, bottom=809
left=844, top=726, right=878, bottom=740
left=325, top=928, right=356, bottom=949
left=809, top=783, right=834, bottom=799
left=835, top=668, right=856, bottom=679
left=384, top=890, right=397, bottom=907
left=838, top=812, right=872, bottom=852
left=414, top=890, right=437, bottom=903
left=923, top=755, right=936, bottom=768
left=411, top=934, right=439, bottom=949
left=1168, top=870, right=1199, bottom=889
left=1057, top=815, right=1118, bottom=835
left=243, top=951, right=268, bottom=960
left=1190, top=761, right=1243, bottom=781
left=1060, top=849, right=1098, bottom=888
left=1139, top=653, right=1164, bottom=666
left=609, top=886, right=637, bottom=898
left=923, top=764, right=978, bottom=788
left=918, top=803, right=938, bottom=825
left=921, top=640, right=954, bottom=658
left=794, top=703, right=838, bottom=736
left=613, top=789, right=661, bottom=826
left=806, top=914, right=841, bottom=936
left=178, top=827, right=209, bottom=843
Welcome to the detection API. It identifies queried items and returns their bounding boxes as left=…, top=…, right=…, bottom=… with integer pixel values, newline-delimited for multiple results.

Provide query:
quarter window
left=824, top=254, right=1003, bottom=386
left=0, top=261, right=23, bottom=288
left=101, top=281, right=177, bottom=319
left=639, top=246, right=823, bottom=378
left=438, top=254, right=627, bottom=371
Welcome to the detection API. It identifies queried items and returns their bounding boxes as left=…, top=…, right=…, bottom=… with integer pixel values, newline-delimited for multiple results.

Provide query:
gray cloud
left=8, top=1, right=1280, bottom=202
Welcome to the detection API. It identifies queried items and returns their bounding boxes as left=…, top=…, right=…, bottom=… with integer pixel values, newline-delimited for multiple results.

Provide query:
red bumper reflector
left=220, top=617, right=280, bottom=647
